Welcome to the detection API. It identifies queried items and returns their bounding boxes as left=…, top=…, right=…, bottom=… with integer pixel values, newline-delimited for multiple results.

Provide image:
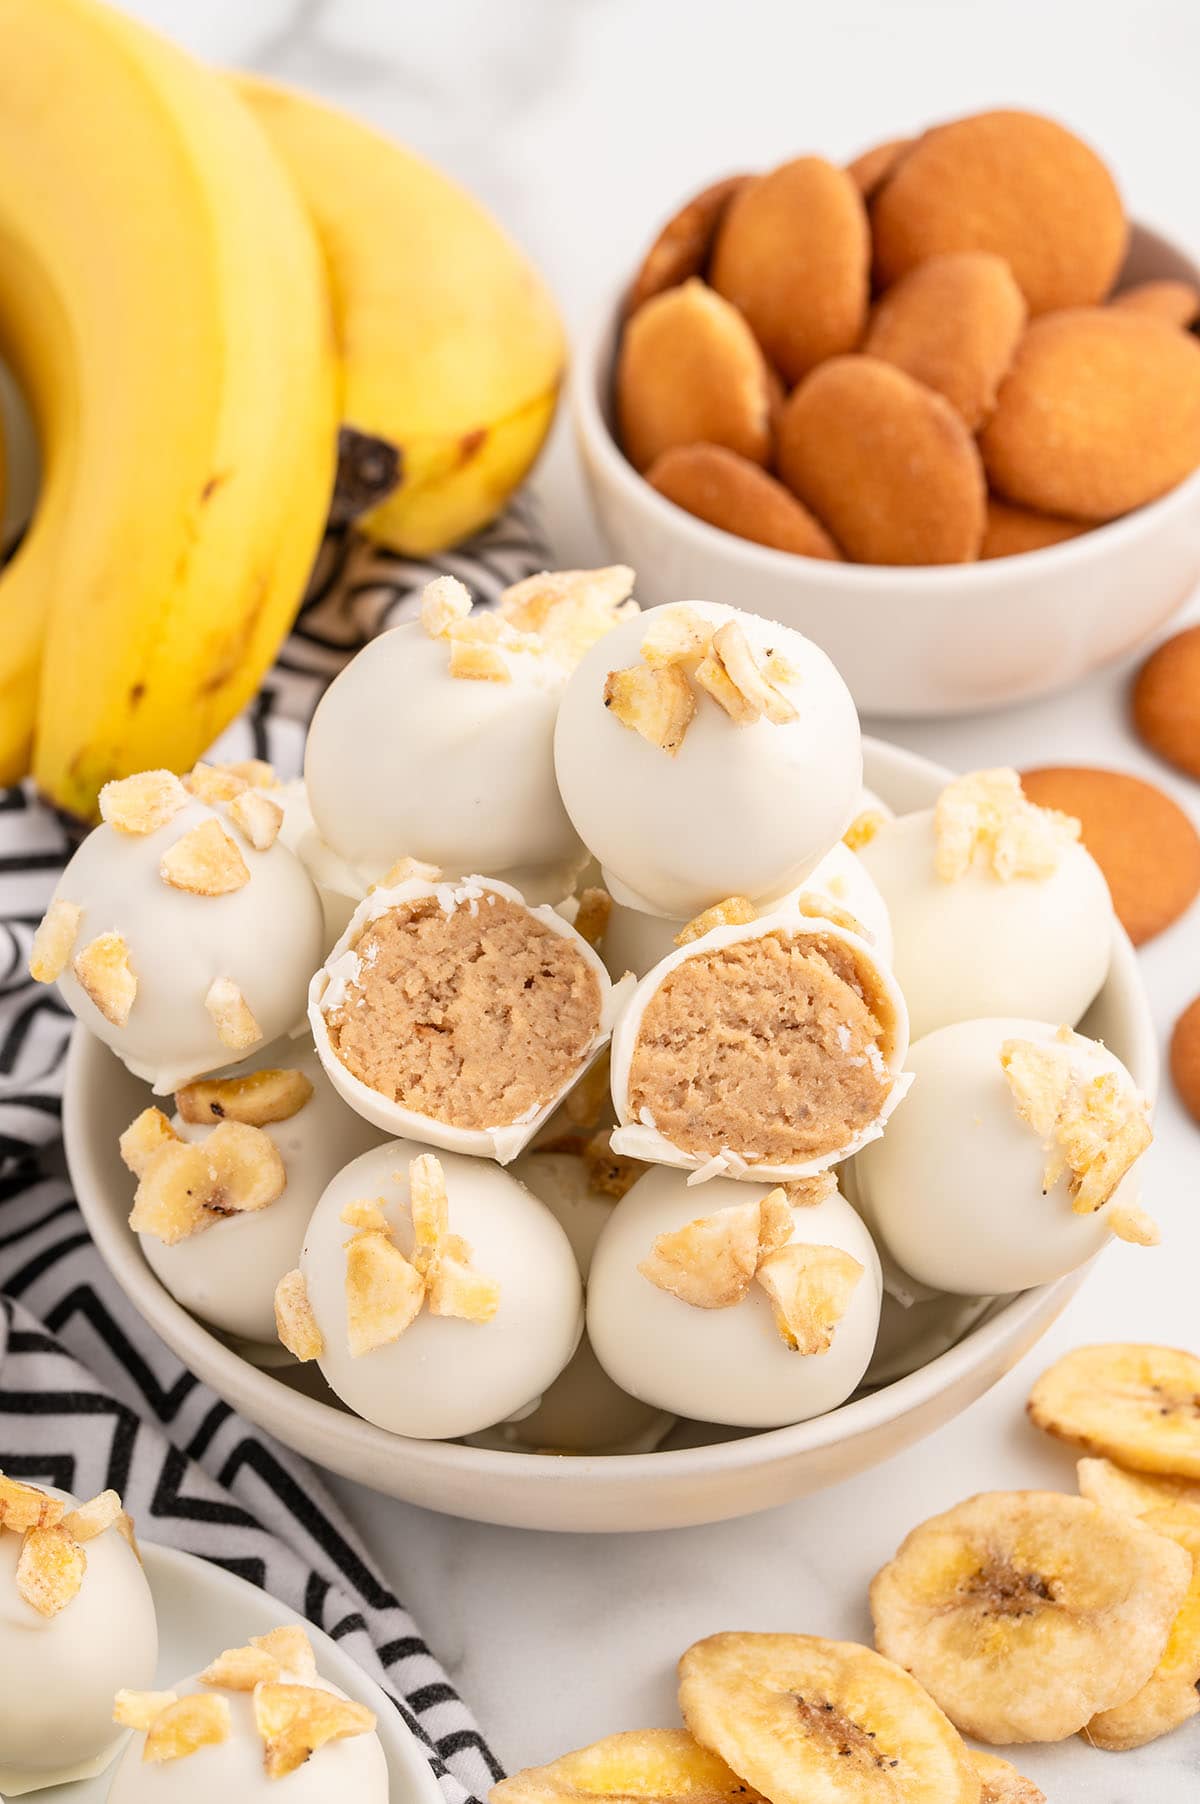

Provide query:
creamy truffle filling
left=626, top=930, right=894, bottom=1164
left=326, top=894, right=602, bottom=1129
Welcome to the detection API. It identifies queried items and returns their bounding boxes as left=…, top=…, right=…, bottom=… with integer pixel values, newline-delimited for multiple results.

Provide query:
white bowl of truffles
left=56, top=573, right=1157, bottom=1532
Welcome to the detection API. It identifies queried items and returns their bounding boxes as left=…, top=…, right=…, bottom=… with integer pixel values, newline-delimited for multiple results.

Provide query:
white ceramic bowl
left=573, top=222, right=1200, bottom=718
left=64, top=739, right=1157, bottom=1534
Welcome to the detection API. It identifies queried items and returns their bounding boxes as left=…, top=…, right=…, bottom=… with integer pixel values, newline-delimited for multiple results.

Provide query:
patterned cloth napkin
left=0, top=502, right=548, bottom=1801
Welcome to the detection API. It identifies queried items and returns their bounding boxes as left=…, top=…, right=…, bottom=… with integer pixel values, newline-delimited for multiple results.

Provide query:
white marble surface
left=129, top=3, right=1200, bottom=1796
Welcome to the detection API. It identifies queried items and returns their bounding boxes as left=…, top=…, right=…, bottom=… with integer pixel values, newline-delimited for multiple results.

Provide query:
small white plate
left=23, top=1541, right=442, bottom=1803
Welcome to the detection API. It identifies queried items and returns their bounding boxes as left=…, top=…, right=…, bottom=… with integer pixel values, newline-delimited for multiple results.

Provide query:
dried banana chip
left=501, top=566, right=635, bottom=635
left=113, top=1689, right=178, bottom=1731
left=844, top=810, right=887, bottom=852
left=16, top=1524, right=86, bottom=1617
left=492, top=1728, right=766, bottom=1804
left=448, top=637, right=512, bottom=682
left=420, top=574, right=473, bottom=637
left=253, top=1681, right=375, bottom=1779
left=710, top=622, right=797, bottom=726
left=693, top=648, right=759, bottom=726
left=185, top=762, right=248, bottom=804
left=639, top=1198, right=767, bottom=1308
left=869, top=1489, right=1191, bottom=1742
left=970, top=1750, right=1045, bottom=1804
left=251, top=1624, right=318, bottom=1680
left=935, top=769, right=1078, bottom=882
left=573, top=887, right=612, bottom=948
left=227, top=788, right=284, bottom=852
left=678, top=1631, right=978, bottom=1804
left=200, top=1643, right=281, bottom=1691
left=28, top=898, right=82, bottom=983
left=60, top=1489, right=122, bottom=1541
left=73, top=931, right=137, bottom=1026
left=1028, top=1343, right=1200, bottom=1478
left=582, top=1130, right=644, bottom=1201
left=143, top=1693, right=231, bottom=1763
left=345, top=1229, right=425, bottom=1356
left=159, top=819, right=250, bottom=895
left=754, top=1243, right=863, bottom=1354
left=375, top=855, right=442, bottom=889
left=274, top=1270, right=324, bottom=1362
left=1076, top=1456, right=1200, bottom=1516
left=641, top=608, right=714, bottom=669
left=0, top=1473, right=65, bottom=1532
left=99, top=770, right=190, bottom=835
left=427, top=1236, right=501, bottom=1323
left=675, top=897, right=757, bottom=945
left=204, top=976, right=263, bottom=1052
left=119, top=1106, right=179, bottom=1177
left=604, top=663, right=695, bottom=755
left=409, top=1152, right=449, bottom=1277
left=129, top=1121, right=285, bottom=1245
left=340, top=1198, right=392, bottom=1234
left=175, top=1067, right=313, bottom=1127
left=1086, top=1502, right=1200, bottom=1749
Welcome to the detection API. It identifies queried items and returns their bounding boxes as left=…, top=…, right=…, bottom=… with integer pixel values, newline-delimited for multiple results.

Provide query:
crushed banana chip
left=1076, top=1456, right=1200, bottom=1516
left=421, top=574, right=473, bottom=638
left=184, top=762, right=248, bottom=804
left=376, top=855, right=442, bottom=890
left=679, top=1631, right=979, bottom=1804
left=693, top=647, right=759, bottom=725
left=176, top=1068, right=313, bottom=1128
left=227, top=787, right=284, bottom=852
left=843, top=809, right=887, bottom=852
left=791, top=891, right=869, bottom=938
left=253, top=1681, right=376, bottom=1779
left=73, top=931, right=137, bottom=1026
left=640, top=607, right=713, bottom=669
left=99, top=770, right=190, bottom=836
left=1029, top=1343, right=1200, bottom=1479
left=573, top=887, right=611, bottom=948
left=409, top=1152, right=450, bottom=1278
left=869, top=1488, right=1192, bottom=1742
left=783, top=1173, right=839, bottom=1208
left=708, top=621, right=797, bottom=725
left=448, top=636, right=512, bottom=682
left=675, top=896, right=757, bottom=946
left=222, top=758, right=277, bottom=790
left=340, top=1198, right=391, bottom=1234
left=252, top=1624, right=318, bottom=1681
left=29, top=898, right=82, bottom=983
left=117, top=1508, right=142, bottom=1562
left=201, top=1644, right=282, bottom=1691
left=755, top=1244, right=864, bottom=1353
left=604, top=663, right=695, bottom=755
left=119, top=1106, right=180, bottom=1177
left=143, top=1692, right=232, bottom=1763
left=428, top=1233, right=501, bottom=1322
left=501, top=566, right=635, bottom=634
left=0, top=1472, right=65, bottom=1532
left=129, top=1121, right=285, bottom=1244
left=16, top=1523, right=86, bottom=1617
left=492, top=1728, right=766, bottom=1804
left=204, top=976, right=263, bottom=1052
left=160, top=819, right=250, bottom=896
left=1108, top=1201, right=1160, bottom=1246
left=1087, top=1502, right=1200, bottom=1749
left=1001, top=1032, right=1152, bottom=1216
left=114, top=1690, right=179, bottom=1731
left=60, top=1489, right=121, bottom=1542
left=639, top=1197, right=778, bottom=1309
left=934, top=767, right=1080, bottom=882
left=582, top=1130, right=644, bottom=1200
left=971, top=1751, right=1046, bottom=1804
left=345, top=1229, right=425, bottom=1356
left=274, top=1269, right=324, bottom=1362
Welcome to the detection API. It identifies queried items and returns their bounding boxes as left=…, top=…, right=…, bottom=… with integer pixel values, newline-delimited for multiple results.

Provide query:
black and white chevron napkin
left=0, top=503, right=549, bottom=1803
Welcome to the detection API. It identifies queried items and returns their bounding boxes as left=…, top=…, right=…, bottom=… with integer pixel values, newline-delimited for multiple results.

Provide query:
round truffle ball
left=587, top=1166, right=882, bottom=1428
left=554, top=602, right=862, bottom=920
left=865, top=1289, right=995, bottom=1387
left=857, top=804, right=1112, bottom=1041
left=137, top=1045, right=383, bottom=1345
left=304, top=620, right=584, bottom=893
left=48, top=794, right=323, bottom=1094
left=0, top=1485, right=157, bottom=1792
left=298, top=1141, right=583, bottom=1440
left=854, top=1018, right=1152, bottom=1295
left=106, top=1658, right=387, bottom=1804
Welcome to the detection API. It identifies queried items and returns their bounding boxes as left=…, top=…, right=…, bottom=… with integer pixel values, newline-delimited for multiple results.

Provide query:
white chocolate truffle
left=854, top=1018, right=1154, bottom=1295
left=135, top=1045, right=383, bottom=1345
left=295, top=1141, right=583, bottom=1440
left=554, top=601, right=862, bottom=919
left=0, top=1485, right=157, bottom=1796
left=309, top=874, right=633, bottom=1162
left=866, top=1290, right=996, bottom=1388
left=106, top=1651, right=386, bottom=1804
left=602, top=840, right=892, bottom=981
left=304, top=618, right=584, bottom=891
left=45, top=793, right=323, bottom=1094
left=274, top=779, right=364, bottom=951
left=857, top=784, right=1112, bottom=1041
left=587, top=1167, right=882, bottom=1428
left=609, top=903, right=909, bottom=1183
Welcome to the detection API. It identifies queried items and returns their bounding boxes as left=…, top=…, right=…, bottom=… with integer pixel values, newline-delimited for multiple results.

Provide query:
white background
left=125, top=3, right=1200, bottom=1795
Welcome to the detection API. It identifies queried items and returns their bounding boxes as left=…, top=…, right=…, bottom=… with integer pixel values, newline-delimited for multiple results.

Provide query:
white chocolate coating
left=275, top=779, right=365, bottom=951
left=586, top=1167, right=882, bottom=1428
left=601, top=841, right=892, bottom=981
left=304, top=619, right=583, bottom=890
left=857, top=808, right=1112, bottom=1041
left=300, top=1140, right=584, bottom=1440
left=554, top=602, right=862, bottom=919
left=0, top=1488, right=157, bottom=1796
left=854, top=1017, right=1149, bottom=1295
left=105, top=1661, right=387, bottom=1804
left=308, top=875, right=634, bottom=1162
left=52, top=797, right=323, bottom=1094
left=138, top=1044, right=384, bottom=1344
left=865, top=1290, right=997, bottom=1388
left=510, top=1149, right=615, bottom=1278
left=609, top=904, right=910, bottom=1183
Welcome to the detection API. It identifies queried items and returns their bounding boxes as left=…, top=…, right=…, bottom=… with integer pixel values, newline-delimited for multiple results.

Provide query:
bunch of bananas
left=0, top=0, right=565, bottom=819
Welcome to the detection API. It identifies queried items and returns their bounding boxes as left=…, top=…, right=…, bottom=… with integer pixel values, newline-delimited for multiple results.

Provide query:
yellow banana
left=234, top=75, right=564, bottom=557
left=0, top=0, right=337, bottom=815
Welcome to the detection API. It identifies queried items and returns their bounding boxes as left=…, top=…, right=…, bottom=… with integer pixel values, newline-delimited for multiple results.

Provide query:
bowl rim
left=63, top=736, right=1158, bottom=1504
left=572, top=215, right=1200, bottom=591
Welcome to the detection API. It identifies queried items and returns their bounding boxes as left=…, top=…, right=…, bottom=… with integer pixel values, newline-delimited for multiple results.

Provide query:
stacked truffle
left=617, top=108, right=1200, bottom=564
left=35, top=572, right=1156, bottom=1446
